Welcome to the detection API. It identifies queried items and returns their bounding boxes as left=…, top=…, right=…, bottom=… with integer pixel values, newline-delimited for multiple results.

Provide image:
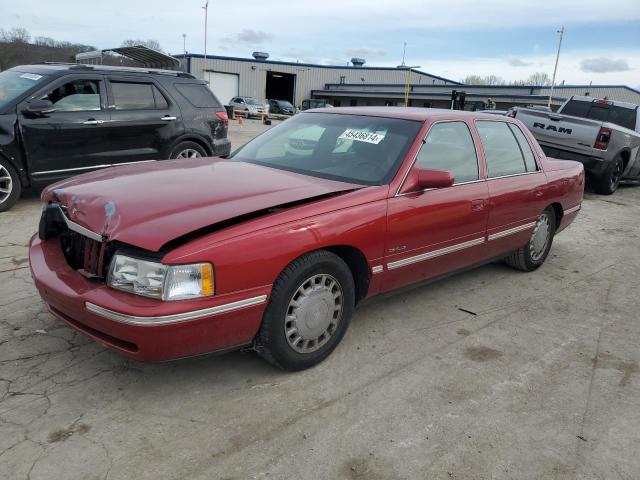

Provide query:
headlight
left=107, top=254, right=214, bottom=301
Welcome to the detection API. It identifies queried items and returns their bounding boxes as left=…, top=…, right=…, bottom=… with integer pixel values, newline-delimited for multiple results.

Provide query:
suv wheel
left=593, top=155, right=623, bottom=195
left=255, top=250, right=355, bottom=371
left=0, top=158, right=21, bottom=213
left=169, top=141, right=208, bottom=159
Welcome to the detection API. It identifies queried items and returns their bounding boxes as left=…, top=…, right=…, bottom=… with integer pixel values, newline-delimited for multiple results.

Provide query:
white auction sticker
left=338, top=129, right=386, bottom=144
left=20, top=73, right=42, bottom=81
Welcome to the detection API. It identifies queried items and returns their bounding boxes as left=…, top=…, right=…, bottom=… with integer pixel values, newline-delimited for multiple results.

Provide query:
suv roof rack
left=32, top=63, right=196, bottom=79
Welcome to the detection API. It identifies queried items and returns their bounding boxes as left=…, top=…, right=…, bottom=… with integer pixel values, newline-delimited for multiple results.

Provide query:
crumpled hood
left=43, top=158, right=361, bottom=251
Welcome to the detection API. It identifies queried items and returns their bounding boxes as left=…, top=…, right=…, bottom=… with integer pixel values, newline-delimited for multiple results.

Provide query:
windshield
left=245, top=97, right=261, bottom=105
left=278, top=100, right=293, bottom=108
left=231, top=112, right=422, bottom=185
left=0, top=70, right=49, bottom=109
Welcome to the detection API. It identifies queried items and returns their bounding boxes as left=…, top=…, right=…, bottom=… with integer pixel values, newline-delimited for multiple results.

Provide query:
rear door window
left=507, top=124, right=538, bottom=172
left=476, top=121, right=527, bottom=178
left=111, top=82, right=167, bottom=110
left=174, top=83, right=221, bottom=108
left=417, top=121, right=479, bottom=184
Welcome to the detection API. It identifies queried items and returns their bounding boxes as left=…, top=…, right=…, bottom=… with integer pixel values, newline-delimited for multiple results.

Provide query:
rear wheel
left=505, top=207, right=556, bottom=272
left=593, top=155, right=623, bottom=195
left=0, top=158, right=21, bottom=213
left=169, top=141, right=207, bottom=159
left=255, top=250, right=355, bottom=371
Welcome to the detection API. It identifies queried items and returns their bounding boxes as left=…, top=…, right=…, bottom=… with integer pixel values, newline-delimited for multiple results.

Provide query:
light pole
left=402, top=66, right=421, bottom=107
left=202, top=2, right=209, bottom=79
left=182, top=33, right=186, bottom=56
left=548, top=26, right=564, bottom=110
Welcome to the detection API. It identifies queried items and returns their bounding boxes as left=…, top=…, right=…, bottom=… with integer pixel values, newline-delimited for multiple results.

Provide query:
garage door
left=206, top=72, right=239, bottom=105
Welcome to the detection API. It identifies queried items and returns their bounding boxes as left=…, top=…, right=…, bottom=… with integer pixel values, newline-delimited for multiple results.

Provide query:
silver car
left=229, top=96, right=268, bottom=118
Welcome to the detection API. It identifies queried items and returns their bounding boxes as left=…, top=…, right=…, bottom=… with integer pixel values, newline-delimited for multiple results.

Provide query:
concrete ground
left=1, top=119, right=639, bottom=479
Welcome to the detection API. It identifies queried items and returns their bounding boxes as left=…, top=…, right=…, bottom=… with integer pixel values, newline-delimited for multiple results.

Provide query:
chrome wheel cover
left=0, top=164, right=12, bottom=204
left=529, top=212, right=551, bottom=262
left=284, top=274, right=343, bottom=354
left=175, top=148, right=202, bottom=159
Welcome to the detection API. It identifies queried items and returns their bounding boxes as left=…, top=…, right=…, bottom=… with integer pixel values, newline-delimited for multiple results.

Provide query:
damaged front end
left=38, top=202, right=114, bottom=279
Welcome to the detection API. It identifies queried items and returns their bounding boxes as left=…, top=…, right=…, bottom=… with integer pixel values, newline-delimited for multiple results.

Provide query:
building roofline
left=311, top=89, right=568, bottom=101
left=173, top=53, right=463, bottom=85
left=324, top=82, right=640, bottom=94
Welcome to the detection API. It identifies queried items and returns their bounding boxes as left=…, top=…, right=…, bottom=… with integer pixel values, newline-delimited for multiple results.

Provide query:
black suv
left=0, top=64, right=230, bottom=211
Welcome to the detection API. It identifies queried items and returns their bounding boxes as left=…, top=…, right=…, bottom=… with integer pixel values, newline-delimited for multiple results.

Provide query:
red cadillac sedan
left=30, top=108, right=584, bottom=371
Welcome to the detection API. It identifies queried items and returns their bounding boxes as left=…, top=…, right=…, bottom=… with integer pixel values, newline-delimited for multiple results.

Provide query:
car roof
left=303, top=106, right=509, bottom=121
left=9, top=63, right=196, bottom=79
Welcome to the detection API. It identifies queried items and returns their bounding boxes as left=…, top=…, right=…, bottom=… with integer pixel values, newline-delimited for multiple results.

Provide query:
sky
left=1, top=0, right=639, bottom=87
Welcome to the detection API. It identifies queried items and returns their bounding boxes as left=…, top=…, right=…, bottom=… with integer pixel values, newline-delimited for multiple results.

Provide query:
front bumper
left=29, top=235, right=270, bottom=362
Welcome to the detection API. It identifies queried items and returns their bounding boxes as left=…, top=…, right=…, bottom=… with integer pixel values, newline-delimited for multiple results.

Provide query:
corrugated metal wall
left=186, top=56, right=453, bottom=105
left=322, top=83, right=640, bottom=103
left=183, top=56, right=640, bottom=107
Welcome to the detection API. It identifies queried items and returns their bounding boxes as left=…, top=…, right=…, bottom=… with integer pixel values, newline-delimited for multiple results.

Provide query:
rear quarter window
left=174, top=83, right=221, bottom=108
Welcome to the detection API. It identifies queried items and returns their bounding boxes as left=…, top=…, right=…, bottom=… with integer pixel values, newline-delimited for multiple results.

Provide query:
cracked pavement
left=1, top=120, right=639, bottom=479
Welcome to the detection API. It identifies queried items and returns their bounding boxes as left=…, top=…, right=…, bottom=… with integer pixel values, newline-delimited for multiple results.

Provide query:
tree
left=463, top=74, right=506, bottom=85
left=121, top=39, right=163, bottom=52
left=0, top=27, right=30, bottom=43
left=525, top=72, right=551, bottom=86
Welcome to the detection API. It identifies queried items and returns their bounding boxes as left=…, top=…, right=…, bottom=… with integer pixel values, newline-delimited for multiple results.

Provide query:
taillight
left=507, top=109, right=517, bottom=118
left=594, top=99, right=612, bottom=105
left=594, top=127, right=611, bottom=150
left=215, top=111, right=229, bottom=126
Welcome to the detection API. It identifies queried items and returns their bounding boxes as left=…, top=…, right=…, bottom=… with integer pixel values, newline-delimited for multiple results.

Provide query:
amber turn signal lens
left=201, top=263, right=214, bottom=296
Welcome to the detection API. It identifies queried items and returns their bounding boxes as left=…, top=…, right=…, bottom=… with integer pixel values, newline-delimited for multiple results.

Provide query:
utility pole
left=203, top=2, right=209, bottom=79
left=548, top=26, right=564, bottom=110
left=403, top=65, right=421, bottom=107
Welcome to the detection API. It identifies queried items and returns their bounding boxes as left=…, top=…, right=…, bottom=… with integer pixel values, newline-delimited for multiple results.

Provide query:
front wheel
left=255, top=250, right=355, bottom=371
left=0, top=158, right=21, bottom=213
left=505, top=207, right=556, bottom=272
left=593, top=155, right=623, bottom=195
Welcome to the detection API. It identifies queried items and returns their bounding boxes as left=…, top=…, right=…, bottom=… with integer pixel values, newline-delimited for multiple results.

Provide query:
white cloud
left=580, top=57, right=631, bottom=73
left=383, top=50, right=640, bottom=85
left=507, top=57, right=533, bottom=67
left=221, top=29, right=273, bottom=46
left=345, top=48, right=388, bottom=58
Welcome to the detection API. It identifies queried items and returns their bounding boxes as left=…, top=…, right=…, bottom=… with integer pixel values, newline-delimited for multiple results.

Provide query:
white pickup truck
left=509, top=96, right=640, bottom=194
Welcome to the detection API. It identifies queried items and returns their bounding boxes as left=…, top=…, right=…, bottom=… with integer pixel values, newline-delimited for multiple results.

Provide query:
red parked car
left=29, top=108, right=584, bottom=371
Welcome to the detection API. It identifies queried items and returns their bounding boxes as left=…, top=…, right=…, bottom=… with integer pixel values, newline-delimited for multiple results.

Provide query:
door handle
left=161, top=116, right=177, bottom=121
left=471, top=199, right=485, bottom=211
left=83, top=119, right=104, bottom=125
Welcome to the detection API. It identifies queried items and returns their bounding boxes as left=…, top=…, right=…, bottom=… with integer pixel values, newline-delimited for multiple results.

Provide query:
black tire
left=168, top=141, right=208, bottom=160
left=255, top=250, right=355, bottom=371
left=593, top=155, right=624, bottom=195
left=0, top=158, right=21, bottom=213
left=505, top=207, right=556, bottom=272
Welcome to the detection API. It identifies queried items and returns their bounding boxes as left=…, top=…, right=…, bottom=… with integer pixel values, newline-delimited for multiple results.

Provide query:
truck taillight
left=594, top=127, right=611, bottom=150
left=507, top=109, right=517, bottom=118
left=215, top=111, right=229, bottom=126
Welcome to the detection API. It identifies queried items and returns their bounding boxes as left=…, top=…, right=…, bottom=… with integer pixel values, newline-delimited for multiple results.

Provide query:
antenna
left=401, top=41, right=407, bottom=66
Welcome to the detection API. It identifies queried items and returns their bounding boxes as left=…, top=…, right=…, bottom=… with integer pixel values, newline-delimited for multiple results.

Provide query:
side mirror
left=23, top=99, right=54, bottom=116
left=400, top=167, right=454, bottom=194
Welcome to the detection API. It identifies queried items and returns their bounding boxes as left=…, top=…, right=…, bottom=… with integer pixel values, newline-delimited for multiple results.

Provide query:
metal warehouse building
left=176, top=52, right=640, bottom=110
